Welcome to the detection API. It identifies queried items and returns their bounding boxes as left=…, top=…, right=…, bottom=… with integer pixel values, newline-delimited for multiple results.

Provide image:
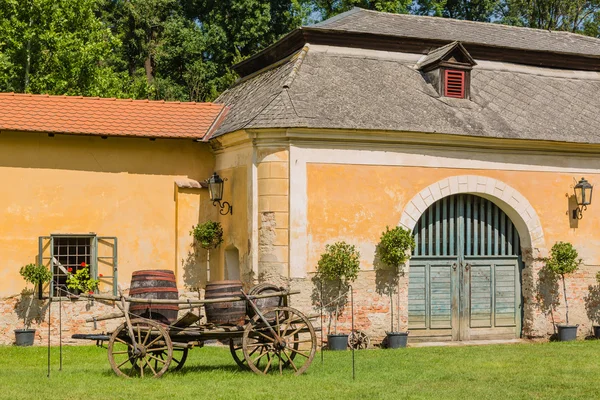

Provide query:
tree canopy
left=0, top=0, right=598, bottom=101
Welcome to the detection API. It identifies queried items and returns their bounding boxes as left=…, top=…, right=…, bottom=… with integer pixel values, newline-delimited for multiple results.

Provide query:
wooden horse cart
left=73, top=287, right=317, bottom=378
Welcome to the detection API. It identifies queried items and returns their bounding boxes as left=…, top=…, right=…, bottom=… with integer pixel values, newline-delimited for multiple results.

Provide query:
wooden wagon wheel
left=229, top=337, right=276, bottom=370
left=348, top=330, right=370, bottom=350
left=242, top=306, right=316, bottom=376
left=107, top=318, right=173, bottom=378
left=148, top=347, right=188, bottom=371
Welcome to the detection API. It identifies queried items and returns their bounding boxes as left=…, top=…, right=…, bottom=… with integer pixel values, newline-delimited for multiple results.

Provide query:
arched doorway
left=408, top=194, right=522, bottom=341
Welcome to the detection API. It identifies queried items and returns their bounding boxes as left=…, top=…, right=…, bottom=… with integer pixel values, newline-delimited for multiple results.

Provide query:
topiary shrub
left=377, top=226, right=415, bottom=269
left=316, top=241, right=361, bottom=335
left=544, top=242, right=581, bottom=325
left=191, top=221, right=224, bottom=249
left=190, top=221, right=224, bottom=283
left=375, top=226, right=415, bottom=333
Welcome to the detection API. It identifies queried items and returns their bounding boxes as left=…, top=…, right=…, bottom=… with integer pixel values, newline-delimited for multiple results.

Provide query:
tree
left=413, top=0, right=501, bottom=21
left=544, top=242, right=581, bottom=325
left=0, top=0, right=125, bottom=96
left=375, top=226, right=414, bottom=332
left=498, top=0, right=600, bottom=33
left=316, top=241, right=360, bottom=334
left=311, top=0, right=411, bottom=19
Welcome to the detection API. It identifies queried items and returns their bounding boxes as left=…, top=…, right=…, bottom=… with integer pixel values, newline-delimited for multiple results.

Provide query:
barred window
left=38, top=235, right=118, bottom=297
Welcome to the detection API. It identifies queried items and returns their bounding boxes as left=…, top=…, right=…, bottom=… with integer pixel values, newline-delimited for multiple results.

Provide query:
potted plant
left=544, top=242, right=581, bottom=341
left=15, top=263, right=52, bottom=346
left=376, top=226, right=415, bottom=348
left=66, top=263, right=100, bottom=295
left=315, top=241, right=360, bottom=350
left=191, top=221, right=224, bottom=282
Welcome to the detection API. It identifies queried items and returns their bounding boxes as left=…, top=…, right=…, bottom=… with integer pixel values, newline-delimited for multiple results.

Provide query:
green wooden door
left=408, top=194, right=522, bottom=341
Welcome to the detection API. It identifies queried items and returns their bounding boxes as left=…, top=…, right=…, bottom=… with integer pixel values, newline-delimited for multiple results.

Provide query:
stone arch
left=399, top=175, right=545, bottom=252
left=399, top=175, right=549, bottom=338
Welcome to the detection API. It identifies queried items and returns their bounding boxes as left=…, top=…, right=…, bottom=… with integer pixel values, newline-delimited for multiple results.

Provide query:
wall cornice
left=242, top=127, right=600, bottom=157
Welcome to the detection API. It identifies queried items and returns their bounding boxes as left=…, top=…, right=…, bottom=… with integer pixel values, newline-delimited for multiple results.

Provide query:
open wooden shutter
left=444, top=70, right=465, bottom=99
left=96, top=237, right=118, bottom=295
left=38, top=236, right=53, bottom=297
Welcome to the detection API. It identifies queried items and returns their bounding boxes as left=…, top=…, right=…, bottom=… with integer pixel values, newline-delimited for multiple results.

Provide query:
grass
left=1, top=341, right=599, bottom=400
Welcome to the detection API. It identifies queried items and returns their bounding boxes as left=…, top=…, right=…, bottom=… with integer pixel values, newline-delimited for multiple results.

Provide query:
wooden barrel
left=204, top=280, right=246, bottom=326
left=129, top=270, right=179, bottom=324
left=247, top=283, right=283, bottom=319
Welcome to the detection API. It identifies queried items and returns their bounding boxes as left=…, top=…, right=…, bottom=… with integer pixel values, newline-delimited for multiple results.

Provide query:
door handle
left=465, top=263, right=470, bottom=271
left=452, top=263, right=457, bottom=271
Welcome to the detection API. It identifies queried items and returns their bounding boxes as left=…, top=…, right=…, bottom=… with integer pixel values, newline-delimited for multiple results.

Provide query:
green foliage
left=19, top=263, right=51, bottom=286
left=0, top=0, right=126, bottom=96
left=414, top=0, right=500, bottom=21
left=311, top=0, right=411, bottom=19
left=498, top=0, right=600, bottom=33
left=191, top=220, right=224, bottom=249
left=316, top=241, right=361, bottom=284
left=543, top=241, right=581, bottom=325
left=544, top=242, right=581, bottom=277
left=66, top=266, right=99, bottom=294
left=377, top=226, right=415, bottom=270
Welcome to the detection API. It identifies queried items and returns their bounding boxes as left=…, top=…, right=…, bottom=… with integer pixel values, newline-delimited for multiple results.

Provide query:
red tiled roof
left=0, top=93, right=227, bottom=139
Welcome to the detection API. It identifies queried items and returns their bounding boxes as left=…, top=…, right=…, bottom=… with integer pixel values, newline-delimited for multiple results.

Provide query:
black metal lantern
left=207, top=172, right=232, bottom=215
left=573, top=177, right=593, bottom=219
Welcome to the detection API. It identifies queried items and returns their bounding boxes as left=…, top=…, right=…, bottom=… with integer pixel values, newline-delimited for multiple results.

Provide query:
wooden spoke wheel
left=147, top=347, right=188, bottom=372
left=242, top=306, right=316, bottom=376
left=230, top=338, right=250, bottom=370
left=108, top=318, right=173, bottom=378
left=348, top=330, right=370, bottom=350
left=230, top=337, right=277, bottom=370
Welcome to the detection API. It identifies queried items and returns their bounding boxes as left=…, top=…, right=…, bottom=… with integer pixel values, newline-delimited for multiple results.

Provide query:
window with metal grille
left=444, top=69, right=466, bottom=99
left=52, top=235, right=93, bottom=296
left=38, top=235, right=118, bottom=297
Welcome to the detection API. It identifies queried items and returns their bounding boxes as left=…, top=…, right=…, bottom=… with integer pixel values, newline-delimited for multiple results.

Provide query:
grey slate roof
left=313, top=8, right=600, bottom=58
left=215, top=44, right=600, bottom=144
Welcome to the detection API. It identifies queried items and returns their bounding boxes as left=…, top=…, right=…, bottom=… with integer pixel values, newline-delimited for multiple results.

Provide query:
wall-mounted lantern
left=573, top=177, right=593, bottom=220
left=207, top=172, right=232, bottom=215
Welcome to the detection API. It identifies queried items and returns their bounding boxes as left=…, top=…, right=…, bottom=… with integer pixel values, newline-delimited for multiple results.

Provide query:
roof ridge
left=356, top=7, right=600, bottom=43
left=282, top=45, right=309, bottom=89
left=0, top=92, right=221, bottom=106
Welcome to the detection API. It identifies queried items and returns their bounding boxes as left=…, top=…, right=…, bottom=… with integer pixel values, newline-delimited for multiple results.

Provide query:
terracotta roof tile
left=0, top=93, right=226, bottom=139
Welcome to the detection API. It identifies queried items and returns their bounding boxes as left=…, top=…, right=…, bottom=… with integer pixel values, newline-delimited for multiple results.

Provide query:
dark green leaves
left=191, top=220, right=224, bottom=249
left=544, top=241, right=581, bottom=276
left=316, top=241, right=361, bottom=283
left=377, top=226, right=415, bottom=270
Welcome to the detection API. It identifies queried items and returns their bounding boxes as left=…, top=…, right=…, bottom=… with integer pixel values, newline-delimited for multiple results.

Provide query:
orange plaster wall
left=306, top=164, right=600, bottom=271
left=0, top=131, right=215, bottom=297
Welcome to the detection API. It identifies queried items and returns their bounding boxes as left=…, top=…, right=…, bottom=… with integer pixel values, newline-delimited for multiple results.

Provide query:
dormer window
left=417, top=41, right=476, bottom=100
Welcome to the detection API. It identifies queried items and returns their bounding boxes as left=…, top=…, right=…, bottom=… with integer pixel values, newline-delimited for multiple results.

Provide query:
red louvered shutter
left=444, top=70, right=465, bottom=98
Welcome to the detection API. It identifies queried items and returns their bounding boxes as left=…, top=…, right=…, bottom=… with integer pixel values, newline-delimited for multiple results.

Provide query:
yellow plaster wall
left=211, top=165, right=250, bottom=284
left=306, top=164, right=600, bottom=270
left=0, top=131, right=214, bottom=297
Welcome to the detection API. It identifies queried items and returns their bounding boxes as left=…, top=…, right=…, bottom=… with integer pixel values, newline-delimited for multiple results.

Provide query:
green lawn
left=1, top=341, right=599, bottom=400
